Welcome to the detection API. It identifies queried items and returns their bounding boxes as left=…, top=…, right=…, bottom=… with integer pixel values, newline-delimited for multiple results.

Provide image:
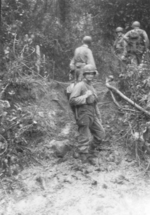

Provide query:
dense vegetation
left=1, top=0, right=150, bottom=80
left=1, top=0, right=150, bottom=177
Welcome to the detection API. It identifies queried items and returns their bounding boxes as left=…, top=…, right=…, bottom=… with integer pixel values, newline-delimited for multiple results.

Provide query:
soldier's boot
left=89, top=139, right=104, bottom=152
left=80, top=153, right=97, bottom=166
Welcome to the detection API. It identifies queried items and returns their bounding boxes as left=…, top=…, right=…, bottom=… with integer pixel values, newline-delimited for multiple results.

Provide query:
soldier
left=114, top=27, right=127, bottom=59
left=113, top=27, right=127, bottom=73
left=123, top=21, right=149, bottom=65
left=69, top=64, right=105, bottom=163
left=69, top=36, right=98, bottom=82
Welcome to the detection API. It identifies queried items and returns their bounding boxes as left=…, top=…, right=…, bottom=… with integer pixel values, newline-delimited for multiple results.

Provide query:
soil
left=0, top=80, right=150, bottom=215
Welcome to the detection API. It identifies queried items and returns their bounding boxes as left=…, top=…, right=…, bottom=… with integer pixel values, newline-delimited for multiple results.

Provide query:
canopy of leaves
left=1, top=0, right=150, bottom=79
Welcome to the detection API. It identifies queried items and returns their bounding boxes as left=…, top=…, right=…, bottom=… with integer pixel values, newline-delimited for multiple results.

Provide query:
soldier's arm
left=123, top=32, right=130, bottom=43
left=69, top=82, right=88, bottom=106
left=122, top=40, right=128, bottom=56
left=86, top=49, right=98, bottom=75
left=142, top=31, right=149, bottom=49
left=86, top=49, right=97, bottom=70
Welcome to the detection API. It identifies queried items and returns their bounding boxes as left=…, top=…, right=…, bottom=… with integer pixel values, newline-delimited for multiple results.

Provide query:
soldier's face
left=85, top=73, right=95, bottom=81
left=117, top=32, right=122, bottom=37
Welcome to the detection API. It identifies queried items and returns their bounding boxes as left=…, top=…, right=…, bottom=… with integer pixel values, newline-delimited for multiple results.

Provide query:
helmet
left=83, top=64, right=96, bottom=75
left=132, top=21, right=140, bottom=28
left=83, top=36, right=92, bottom=44
left=116, top=27, right=123, bottom=33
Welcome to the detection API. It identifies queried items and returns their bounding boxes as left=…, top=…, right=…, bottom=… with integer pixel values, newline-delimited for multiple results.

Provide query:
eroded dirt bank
left=0, top=81, right=150, bottom=215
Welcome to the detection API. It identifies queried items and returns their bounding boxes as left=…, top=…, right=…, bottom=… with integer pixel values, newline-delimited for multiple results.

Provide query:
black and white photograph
left=0, top=0, right=150, bottom=214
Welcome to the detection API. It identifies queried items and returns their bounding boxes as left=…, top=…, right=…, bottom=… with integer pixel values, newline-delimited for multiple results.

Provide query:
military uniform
left=69, top=44, right=97, bottom=82
left=113, top=34, right=127, bottom=73
left=114, top=34, right=127, bottom=58
left=123, top=28, right=149, bottom=64
left=69, top=80, right=105, bottom=154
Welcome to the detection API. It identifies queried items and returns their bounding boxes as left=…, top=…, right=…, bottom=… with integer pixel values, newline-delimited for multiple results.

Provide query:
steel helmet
left=83, top=64, right=96, bottom=75
left=132, top=21, right=140, bottom=28
left=116, top=27, right=123, bottom=33
left=83, top=36, right=92, bottom=44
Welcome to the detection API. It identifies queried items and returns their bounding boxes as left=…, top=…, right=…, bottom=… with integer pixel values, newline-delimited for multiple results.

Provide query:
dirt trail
left=1, top=153, right=150, bottom=215
left=1, top=81, right=150, bottom=215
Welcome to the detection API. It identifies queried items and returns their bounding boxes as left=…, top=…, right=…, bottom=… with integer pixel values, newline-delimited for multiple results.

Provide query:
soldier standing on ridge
left=113, top=27, right=127, bottom=73
left=69, top=64, right=105, bottom=164
left=114, top=27, right=127, bottom=59
left=69, top=36, right=98, bottom=82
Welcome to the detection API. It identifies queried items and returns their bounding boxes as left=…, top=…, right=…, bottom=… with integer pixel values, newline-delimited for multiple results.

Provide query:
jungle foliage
left=1, top=0, right=150, bottom=177
left=1, top=0, right=150, bottom=79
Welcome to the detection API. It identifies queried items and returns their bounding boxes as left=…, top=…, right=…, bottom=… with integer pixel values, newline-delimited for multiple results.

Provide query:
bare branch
left=106, top=79, right=150, bottom=117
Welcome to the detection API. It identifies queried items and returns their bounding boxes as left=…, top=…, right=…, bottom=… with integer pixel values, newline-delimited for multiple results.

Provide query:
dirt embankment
left=0, top=80, right=150, bottom=215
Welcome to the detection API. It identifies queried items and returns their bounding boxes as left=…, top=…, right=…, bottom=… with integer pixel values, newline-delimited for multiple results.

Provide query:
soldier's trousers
left=76, top=112, right=105, bottom=154
left=116, top=54, right=126, bottom=74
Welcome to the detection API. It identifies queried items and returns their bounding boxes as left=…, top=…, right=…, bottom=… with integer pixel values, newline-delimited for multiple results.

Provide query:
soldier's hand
left=69, top=73, right=73, bottom=80
left=85, top=90, right=93, bottom=98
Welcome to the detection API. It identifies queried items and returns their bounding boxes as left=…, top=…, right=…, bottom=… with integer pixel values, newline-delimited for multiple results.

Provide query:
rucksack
left=128, top=29, right=145, bottom=53
left=129, top=30, right=139, bottom=39
left=129, top=29, right=144, bottom=44
left=65, top=83, right=77, bottom=116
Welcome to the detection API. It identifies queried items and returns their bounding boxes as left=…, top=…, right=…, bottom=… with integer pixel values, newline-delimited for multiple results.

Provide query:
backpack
left=128, top=29, right=144, bottom=53
left=65, top=83, right=77, bottom=117
left=129, top=30, right=139, bottom=39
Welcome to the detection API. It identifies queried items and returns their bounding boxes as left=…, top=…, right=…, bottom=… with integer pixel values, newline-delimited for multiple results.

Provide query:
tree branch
left=106, top=79, right=150, bottom=117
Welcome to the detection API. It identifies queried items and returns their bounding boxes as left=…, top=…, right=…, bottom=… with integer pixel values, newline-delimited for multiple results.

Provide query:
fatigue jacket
left=69, top=80, right=101, bottom=121
left=69, top=44, right=97, bottom=71
left=114, top=34, right=127, bottom=56
left=123, top=28, right=149, bottom=53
